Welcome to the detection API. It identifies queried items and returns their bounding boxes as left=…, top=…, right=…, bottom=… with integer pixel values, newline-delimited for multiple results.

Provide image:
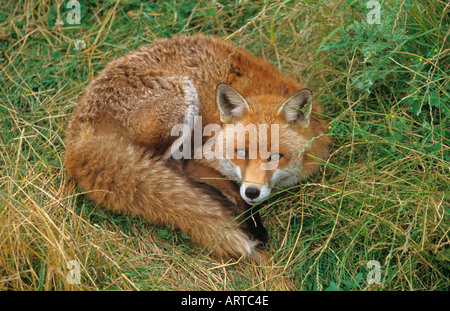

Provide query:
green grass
left=1, top=0, right=449, bottom=291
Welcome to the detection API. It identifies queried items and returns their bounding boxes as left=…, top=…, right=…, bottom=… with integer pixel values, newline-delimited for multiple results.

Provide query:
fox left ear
left=278, top=88, right=313, bottom=127
left=217, top=83, right=250, bottom=122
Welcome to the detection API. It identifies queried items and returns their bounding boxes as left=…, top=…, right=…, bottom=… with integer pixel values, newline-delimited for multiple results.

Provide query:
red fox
left=65, top=34, right=330, bottom=260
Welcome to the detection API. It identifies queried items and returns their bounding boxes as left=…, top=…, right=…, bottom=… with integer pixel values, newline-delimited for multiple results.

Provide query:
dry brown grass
left=1, top=0, right=448, bottom=291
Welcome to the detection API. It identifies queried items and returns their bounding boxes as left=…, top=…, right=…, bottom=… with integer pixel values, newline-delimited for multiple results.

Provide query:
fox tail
left=65, top=128, right=260, bottom=259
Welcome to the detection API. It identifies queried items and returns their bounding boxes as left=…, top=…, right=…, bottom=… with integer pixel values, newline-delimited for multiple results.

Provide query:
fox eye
left=268, top=153, right=282, bottom=162
left=236, top=149, right=247, bottom=159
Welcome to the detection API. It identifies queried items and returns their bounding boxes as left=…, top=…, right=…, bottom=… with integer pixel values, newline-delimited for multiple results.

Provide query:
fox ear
left=278, top=88, right=313, bottom=127
left=217, top=83, right=249, bottom=122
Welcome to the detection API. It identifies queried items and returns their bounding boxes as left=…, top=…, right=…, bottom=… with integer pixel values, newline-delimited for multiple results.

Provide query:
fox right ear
left=278, top=88, right=313, bottom=127
left=217, top=83, right=249, bottom=122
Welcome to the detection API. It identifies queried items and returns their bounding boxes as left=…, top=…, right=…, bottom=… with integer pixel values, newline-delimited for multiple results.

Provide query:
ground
left=0, top=0, right=449, bottom=290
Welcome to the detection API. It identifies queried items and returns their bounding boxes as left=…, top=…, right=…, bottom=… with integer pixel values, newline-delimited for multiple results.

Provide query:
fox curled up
left=64, top=34, right=331, bottom=260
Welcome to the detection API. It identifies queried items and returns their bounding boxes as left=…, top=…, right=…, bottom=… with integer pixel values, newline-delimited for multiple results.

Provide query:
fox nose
left=245, top=187, right=260, bottom=200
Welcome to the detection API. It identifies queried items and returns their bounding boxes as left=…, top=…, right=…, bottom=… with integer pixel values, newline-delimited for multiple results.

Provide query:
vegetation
left=1, top=0, right=448, bottom=290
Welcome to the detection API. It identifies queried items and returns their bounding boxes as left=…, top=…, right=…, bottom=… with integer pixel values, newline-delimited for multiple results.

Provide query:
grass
left=0, top=0, right=449, bottom=291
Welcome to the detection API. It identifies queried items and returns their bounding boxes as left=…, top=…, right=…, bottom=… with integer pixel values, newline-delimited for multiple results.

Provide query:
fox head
left=212, top=83, right=329, bottom=205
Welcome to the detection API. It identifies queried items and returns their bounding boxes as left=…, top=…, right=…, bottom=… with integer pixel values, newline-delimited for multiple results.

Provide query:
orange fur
left=65, top=34, right=330, bottom=259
